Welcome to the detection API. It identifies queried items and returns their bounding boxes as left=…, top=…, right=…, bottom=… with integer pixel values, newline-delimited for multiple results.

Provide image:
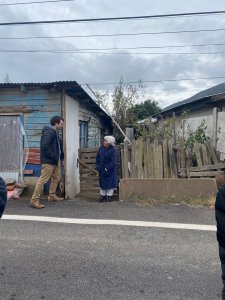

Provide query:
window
left=79, top=121, right=88, bottom=148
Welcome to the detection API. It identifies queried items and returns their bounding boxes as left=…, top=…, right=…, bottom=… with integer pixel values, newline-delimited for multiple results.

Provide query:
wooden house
left=0, top=81, right=112, bottom=198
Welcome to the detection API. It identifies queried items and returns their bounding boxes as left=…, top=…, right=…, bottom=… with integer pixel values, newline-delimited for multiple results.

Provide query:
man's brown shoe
left=48, top=195, right=64, bottom=202
left=30, top=199, right=45, bottom=209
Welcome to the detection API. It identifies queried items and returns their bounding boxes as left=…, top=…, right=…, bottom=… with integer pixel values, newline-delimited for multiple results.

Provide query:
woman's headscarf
left=104, top=136, right=115, bottom=146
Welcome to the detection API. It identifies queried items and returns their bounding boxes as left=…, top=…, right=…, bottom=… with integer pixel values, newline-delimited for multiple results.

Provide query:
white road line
left=2, top=214, right=216, bottom=231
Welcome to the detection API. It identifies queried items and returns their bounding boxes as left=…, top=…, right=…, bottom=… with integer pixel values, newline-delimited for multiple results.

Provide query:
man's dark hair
left=50, top=116, right=64, bottom=126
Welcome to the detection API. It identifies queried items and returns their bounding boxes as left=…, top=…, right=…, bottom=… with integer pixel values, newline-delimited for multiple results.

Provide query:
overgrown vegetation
left=94, top=78, right=213, bottom=155
left=95, top=78, right=161, bottom=143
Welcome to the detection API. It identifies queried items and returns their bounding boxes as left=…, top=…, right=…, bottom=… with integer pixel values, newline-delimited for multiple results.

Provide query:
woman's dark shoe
left=106, top=196, right=113, bottom=202
left=99, top=195, right=106, bottom=202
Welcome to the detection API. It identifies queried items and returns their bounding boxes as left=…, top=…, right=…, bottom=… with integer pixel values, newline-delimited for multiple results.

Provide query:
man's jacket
left=215, top=184, right=225, bottom=248
left=0, top=177, right=7, bottom=218
left=40, top=126, right=64, bottom=165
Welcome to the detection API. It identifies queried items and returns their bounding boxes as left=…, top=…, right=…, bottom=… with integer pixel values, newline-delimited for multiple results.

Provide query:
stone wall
left=79, top=105, right=109, bottom=148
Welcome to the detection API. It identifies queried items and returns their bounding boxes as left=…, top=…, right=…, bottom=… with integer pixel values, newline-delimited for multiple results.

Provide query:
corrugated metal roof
left=0, top=81, right=112, bottom=123
left=162, top=82, right=225, bottom=113
left=0, top=81, right=79, bottom=88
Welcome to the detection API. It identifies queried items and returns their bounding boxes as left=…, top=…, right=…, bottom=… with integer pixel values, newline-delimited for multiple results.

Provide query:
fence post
left=131, top=139, right=136, bottom=178
left=126, top=126, right=134, bottom=143
left=163, top=140, right=169, bottom=178
left=124, top=140, right=129, bottom=178
left=213, top=107, right=218, bottom=150
left=137, top=139, right=144, bottom=178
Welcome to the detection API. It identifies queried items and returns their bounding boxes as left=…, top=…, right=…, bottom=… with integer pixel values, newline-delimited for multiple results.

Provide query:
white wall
left=217, top=111, right=225, bottom=160
left=174, top=107, right=225, bottom=160
left=175, top=107, right=214, bottom=138
left=65, top=95, right=80, bottom=198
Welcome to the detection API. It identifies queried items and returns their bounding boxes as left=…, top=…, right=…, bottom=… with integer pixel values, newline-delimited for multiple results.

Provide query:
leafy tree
left=128, top=99, right=161, bottom=121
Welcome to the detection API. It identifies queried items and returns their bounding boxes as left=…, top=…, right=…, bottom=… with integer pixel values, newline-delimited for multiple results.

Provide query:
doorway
left=0, top=115, right=22, bottom=181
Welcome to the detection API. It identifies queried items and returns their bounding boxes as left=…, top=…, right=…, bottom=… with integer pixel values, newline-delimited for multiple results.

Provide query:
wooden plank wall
left=0, top=88, right=62, bottom=148
left=25, top=148, right=40, bottom=165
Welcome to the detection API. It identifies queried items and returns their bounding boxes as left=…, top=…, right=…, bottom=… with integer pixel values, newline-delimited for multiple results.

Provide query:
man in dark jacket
left=0, top=177, right=7, bottom=218
left=30, top=116, right=64, bottom=209
left=215, top=184, right=225, bottom=299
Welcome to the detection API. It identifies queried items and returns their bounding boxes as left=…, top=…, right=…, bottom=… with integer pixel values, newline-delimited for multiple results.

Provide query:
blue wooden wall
left=0, top=87, right=62, bottom=178
left=0, top=87, right=62, bottom=148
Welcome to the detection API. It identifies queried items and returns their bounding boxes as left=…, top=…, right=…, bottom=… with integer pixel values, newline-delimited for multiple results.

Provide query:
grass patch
left=125, top=193, right=216, bottom=207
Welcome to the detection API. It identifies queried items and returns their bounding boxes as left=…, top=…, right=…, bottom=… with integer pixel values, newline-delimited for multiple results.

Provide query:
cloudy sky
left=0, top=0, right=225, bottom=108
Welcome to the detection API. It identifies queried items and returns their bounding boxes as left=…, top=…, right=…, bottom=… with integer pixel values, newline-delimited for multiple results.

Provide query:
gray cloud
left=0, top=0, right=225, bottom=108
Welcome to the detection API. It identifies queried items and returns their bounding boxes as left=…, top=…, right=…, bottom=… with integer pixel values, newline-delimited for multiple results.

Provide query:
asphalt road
left=0, top=198, right=221, bottom=300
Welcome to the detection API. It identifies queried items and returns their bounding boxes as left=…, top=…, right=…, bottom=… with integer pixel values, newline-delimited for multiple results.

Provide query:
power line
left=0, top=0, right=75, bottom=6
left=3, top=42, right=223, bottom=51
left=1, top=42, right=225, bottom=51
left=1, top=10, right=225, bottom=26
left=80, top=76, right=225, bottom=86
left=1, top=28, right=225, bottom=40
left=0, top=49, right=225, bottom=55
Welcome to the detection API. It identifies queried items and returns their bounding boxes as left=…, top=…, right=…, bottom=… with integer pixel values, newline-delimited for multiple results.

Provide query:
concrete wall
left=164, top=105, right=225, bottom=160
left=176, top=108, right=225, bottom=160
left=217, top=111, right=225, bottom=160
left=175, top=107, right=214, bottom=139
left=65, top=95, right=80, bottom=198
left=119, top=178, right=217, bottom=201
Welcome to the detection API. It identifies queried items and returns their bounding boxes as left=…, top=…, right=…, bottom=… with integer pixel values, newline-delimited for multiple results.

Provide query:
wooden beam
left=179, top=163, right=225, bottom=173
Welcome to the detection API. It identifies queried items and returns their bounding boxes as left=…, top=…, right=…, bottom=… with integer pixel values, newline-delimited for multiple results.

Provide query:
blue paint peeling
left=0, top=88, right=62, bottom=149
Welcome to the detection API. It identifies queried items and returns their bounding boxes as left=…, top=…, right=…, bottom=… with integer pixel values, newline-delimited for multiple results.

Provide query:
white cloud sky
left=0, top=0, right=225, bottom=108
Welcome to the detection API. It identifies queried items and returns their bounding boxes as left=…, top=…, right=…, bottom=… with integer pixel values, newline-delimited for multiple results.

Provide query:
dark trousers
left=219, top=245, right=225, bottom=300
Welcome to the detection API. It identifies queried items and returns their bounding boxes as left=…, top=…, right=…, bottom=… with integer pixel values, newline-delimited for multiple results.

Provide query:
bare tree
left=3, top=73, right=10, bottom=83
left=112, top=78, right=144, bottom=142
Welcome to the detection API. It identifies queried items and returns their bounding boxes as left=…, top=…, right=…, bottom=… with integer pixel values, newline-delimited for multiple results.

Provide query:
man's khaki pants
left=32, top=164, right=61, bottom=200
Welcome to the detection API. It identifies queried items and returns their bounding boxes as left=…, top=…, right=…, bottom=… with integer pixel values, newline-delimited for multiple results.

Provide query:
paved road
left=0, top=198, right=221, bottom=300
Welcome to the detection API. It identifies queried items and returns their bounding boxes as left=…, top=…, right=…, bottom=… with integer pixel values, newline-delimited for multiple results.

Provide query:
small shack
left=0, top=81, right=112, bottom=198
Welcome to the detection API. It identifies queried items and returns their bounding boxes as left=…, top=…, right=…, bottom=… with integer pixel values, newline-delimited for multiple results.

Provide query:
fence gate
left=78, top=146, right=121, bottom=199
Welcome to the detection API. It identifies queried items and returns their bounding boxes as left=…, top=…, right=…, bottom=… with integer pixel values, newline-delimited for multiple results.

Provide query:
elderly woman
left=96, top=136, right=117, bottom=202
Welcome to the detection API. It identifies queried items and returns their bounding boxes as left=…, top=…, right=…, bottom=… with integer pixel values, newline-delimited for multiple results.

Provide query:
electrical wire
left=1, top=10, right=225, bottom=26
left=0, top=49, right=225, bottom=55
left=1, top=42, right=225, bottom=50
left=0, top=0, right=75, bottom=6
left=79, top=76, right=225, bottom=86
left=1, top=28, right=225, bottom=40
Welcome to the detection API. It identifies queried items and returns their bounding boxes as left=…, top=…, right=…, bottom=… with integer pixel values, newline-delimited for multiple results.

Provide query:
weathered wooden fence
left=121, top=139, right=177, bottom=179
left=121, top=138, right=225, bottom=179
left=178, top=139, right=225, bottom=178
left=79, top=146, right=121, bottom=199
left=78, top=138, right=225, bottom=199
